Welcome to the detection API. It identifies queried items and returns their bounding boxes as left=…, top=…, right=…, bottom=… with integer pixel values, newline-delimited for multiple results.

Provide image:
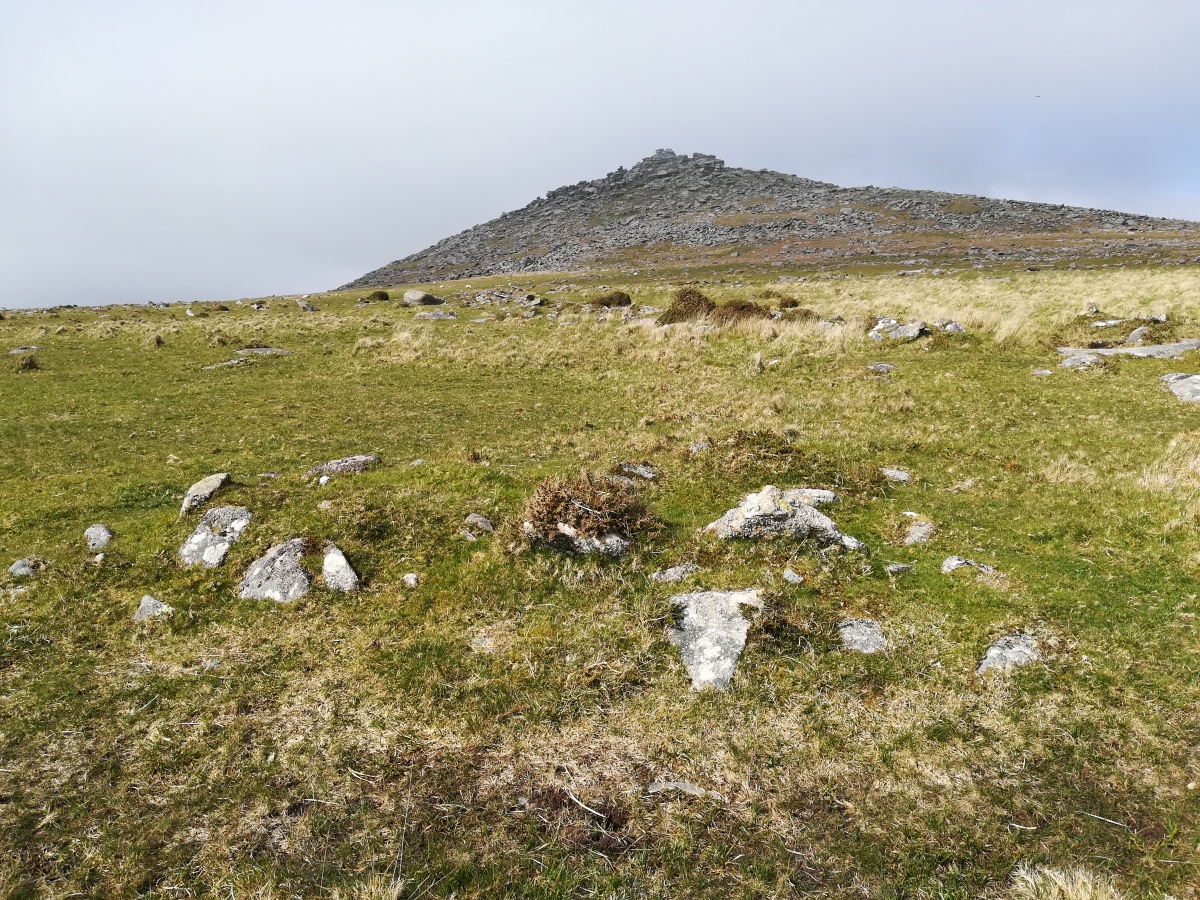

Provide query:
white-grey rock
left=977, top=632, right=1040, bottom=676
left=402, top=572, right=420, bottom=588
left=403, top=290, right=444, bottom=306
left=618, top=462, right=657, bottom=480
left=1057, top=339, right=1200, bottom=360
left=903, top=520, right=935, bottom=545
left=296, top=299, right=319, bottom=312
left=1060, top=353, right=1101, bottom=369
left=1090, top=318, right=1126, bottom=328
left=889, top=321, right=928, bottom=341
left=933, top=319, right=967, bottom=333
left=941, top=555, right=999, bottom=576
left=838, top=618, right=887, bottom=654
left=782, top=568, right=804, bottom=584
left=303, top=454, right=380, bottom=479
left=322, top=544, right=359, bottom=592
left=553, top=522, right=630, bottom=556
left=415, top=308, right=457, bottom=320
left=240, top=538, right=310, bottom=603
left=8, top=558, right=38, bottom=577
left=647, top=778, right=718, bottom=799
left=202, top=358, right=249, bottom=370
left=1162, top=373, right=1200, bottom=403
left=179, top=506, right=252, bottom=568
left=667, top=589, right=764, bottom=690
left=134, top=595, right=173, bottom=622
left=651, top=562, right=700, bottom=583
left=84, top=524, right=114, bottom=550
left=867, top=362, right=895, bottom=374
left=180, top=473, right=229, bottom=515
left=1124, top=326, right=1151, bottom=345
left=464, top=513, right=495, bottom=533
left=9, top=346, right=39, bottom=354
left=885, top=563, right=914, bottom=575
left=689, top=441, right=711, bottom=454
left=704, top=485, right=860, bottom=548
left=868, top=318, right=900, bottom=341
left=1031, top=369, right=1053, bottom=377
left=881, top=467, right=911, bottom=484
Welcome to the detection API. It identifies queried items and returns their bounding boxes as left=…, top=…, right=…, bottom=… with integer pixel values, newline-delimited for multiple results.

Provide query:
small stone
left=651, top=562, right=700, bottom=583
left=867, top=362, right=895, bottom=374
left=411, top=459, right=425, bottom=466
left=415, top=308, right=457, bottom=321
left=403, top=290, right=444, bottom=306
left=318, top=475, right=330, bottom=485
left=240, top=539, right=310, bottom=603
left=459, top=529, right=477, bottom=541
left=647, top=778, right=716, bottom=799
left=179, top=506, right=252, bottom=568
left=1031, top=369, right=1053, bottom=377
left=322, top=544, right=359, bottom=592
left=201, top=658, right=222, bottom=671
left=667, top=589, right=764, bottom=690
left=618, top=461, right=657, bottom=480
left=84, top=524, right=114, bottom=550
left=941, top=555, right=999, bottom=576
left=9, top=346, right=39, bottom=354
left=782, top=568, right=804, bottom=584
left=296, top=299, right=319, bottom=312
left=317, top=500, right=332, bottom=510
left=977, top=632, right=1039, bottom=676
left=464, top=513, right=495, bottom=533
left=689, top=441, right=711, bottom=454
left=1060, top=353, right=1101, bottom=369
left=903, top=520, right=935, bottom=545
left=704, top=485, right=860, bottom=548
left=180, top=473, right=230, bottom=515
left=402, top=573, right=420, bottom=588
left=303, top=454, right=380, bottom=479
left=1125, top=326, right=1150, bottom=345
left=933, top=319, right=966, bottom=333
left=93, top=553, right=104, bottom=564
left=548, top=522, right=630, bottom=556
left=1162, top=373, right=1200, bottom=403
left=8, top=558, right=38, bottom=577
left=838, top=618, right=887, bottom=654
left=885, top=563, right=914, bottom=575
left=236, top=347, right=290, bottom=355
left=135, top=595, right=173, bottom=622
left=881, top=467, right=911, bottom=484
left=887, top=321, right=928, bottom=342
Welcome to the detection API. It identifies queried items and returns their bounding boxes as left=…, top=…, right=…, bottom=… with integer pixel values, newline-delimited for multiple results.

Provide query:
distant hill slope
left=341, top=149, right=1200, bottom=288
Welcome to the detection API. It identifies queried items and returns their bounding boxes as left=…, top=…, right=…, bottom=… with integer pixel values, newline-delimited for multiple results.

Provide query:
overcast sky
left=2, top=0, right=1198, bottom=308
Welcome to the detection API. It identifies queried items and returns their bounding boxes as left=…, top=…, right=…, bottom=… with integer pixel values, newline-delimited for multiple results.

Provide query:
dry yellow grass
left=1010, top=864, right=1128, bottom=900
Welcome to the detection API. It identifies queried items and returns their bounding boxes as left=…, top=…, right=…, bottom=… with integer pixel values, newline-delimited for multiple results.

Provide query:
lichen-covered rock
left=941, top=555, right=1000, bottom=576
left=881, top=467, right=911, bottom=484
left=296, top=298, right=319, bottom=312
left=1162, top=373, right=1200, bottom=403
left=240, top=539, right=310, bottom=603
left=550, top=522, right=630, bottom=556
left=782, top=568, right=804, bottom=584
left=322, top=544, right=359, bottom=592
left=1058, top=339, right=1200, bottom=360
left=135, top=595, right=173, bottom=622
left=651, top=562, right=700, bottom=583
left=617, top=462, right=657, bottom=480
left=1060, top=353, right=1101, bottom=369
left=667, top=589, right=764, bottom=690
left=415, top=308, right=457, bottom=320
left=838, top=618, right=887, bottom=654
left=464, top=513, right=495, bottom=533
left=977, top=633, right=1039, bottom=676
left=867, top=362, right=895, bottom=374
left=403, top=290, right=444, bottom=306
left=303, top=455, right=381, bottom=479
left=179, top=506, right=252, bottom=568
left=8, top=558, right=40, bottom=577
left=181, top=473, right=229, bottom=514
left=84, top=524, right=114, bottom=550
left=885, top=563, right=914, bottom=574
left=903, top=519, right=935, bottom=545
left=704, top=485, right=861, bottom=549
left=1124, top=326, right=1150, bottom=345
left=933, top=319, right=967, bottom=333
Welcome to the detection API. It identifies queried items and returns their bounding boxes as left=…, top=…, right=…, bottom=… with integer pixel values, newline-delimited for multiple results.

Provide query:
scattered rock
left=885, top=563, right=914, bottom=575
left=180, top=472, right=230, bottom=515
left=704, top=485, right=861, bottom=549
left=415, top=308, right=457, bottom=320
left=1124, top=326, right=1150, bottom=345
left=464, top=513, right=495, bottom=533
left=933, top=319, right=967, bottom=333
left=838, top=618, right=887, bottom=654
left=135, top=595, right=173, bottom=623
left=1090, top=318, right=1127, bottom=328
left=402, top=573, right=420, bottom=588
left=782, top=568, right=804, bottom=584
left=1031, top=369, right=1053, bottom=377
left=1162, top=373, right=1200, bottom=403
left=689, top=441, right=711, bottom=454
left=941, top=555, right=999, bottom=576
left=8, top=558, right=39, bottom=577
left=1057, top=339, right=1200, bottom=360
left=867, top=362, right=895, bottom=374
left=459, top=529, right=477, bottom=541
left=303, top=454, right=381, bottom=479
left=870, top=318, right=928, bottom=342
left=651, top=562, right=700, bottom=583
left=903, top=520, right=935, bottom=545
left=667, top=589, right=764, bottom=690
left=9, top=346, right=39, bottom=354
left=236, top=347, right=291, bottom=355
left=296, top=299, right=319, bottom=312
left=617, top=461, right=657, bottom=480
left=403, top=290, right=444, bottom=306
left=539, top=522, right=630, bottom=557
left=84, top=524, right=114, bottom=550
left=240, top=539, right=310, bottom=603
left=202, top=358, right=249, bottom=370
left=881, top=467, right=911, bottom=484
left=1059, top=353, right=1101, bottom=369
left=318, top=475, right=331, bottom=486
left=322, top=544, right=359, bottom=592
left=410, top=459, right=425, bottom=466
left=977, top=632, right=1040, bottom=676
left=179, top=506, right=252, bottom=568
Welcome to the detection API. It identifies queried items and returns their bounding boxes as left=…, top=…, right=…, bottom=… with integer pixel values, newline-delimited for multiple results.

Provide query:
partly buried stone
left=1031, top=368, right=1053, bottom=377
left=296, top=298, right=319, bottom=312
left=322, top=543, right=359, bottom=592
left=179, top=506, right=252, bottom=568
left=651, top=561, right=700, bottom=583
left=1125, top=326, right=1151, bottom=345
left=1060, top=353, right=1101, bottom=369
left=8, top=558, right=40, bottom=577
left=977, top=632, right=1039, bottom=676
left=180, top=472, right=229, bottom=515
left=933, top=318, right=967, bottom=333
left=303, top=454, right=380, bottom=479
left=870, top=318, right=927, bottom=342
left=1057, top=338, right=1200, bottom=360
left=415, top=308, right=457, bottom=321
left=838, top=618, right=887, bottom=654
left=403, top=290, right=444, bottom=306
left=84, top=524, right=114, bottom=550
left=528, top=522, right=630, bottom=557
left=885, top=563, right=914, bottom=575
left=705, top=485, right=860, bottom=549
left=464, top=513, right=495, bottom=533
left=866, top=362, right=895, bottom=374
left=902, top=516, right=935, bottom=545
left=617, top=461, right=657, bottom=480
left=240, top=539, right=310, bottom=602
left=942, top=555, right=999, bottom=576
left=1162, top=373, right=1200, bottom=403
left=667, top=589, right=764, bottom=690
left=881, top=467, right=911, bottom=484
left=402, top=573, right=420, bottom=588
left=782, top=567, right=804, bottom=584
left=135, top=595, right=173, bottom=623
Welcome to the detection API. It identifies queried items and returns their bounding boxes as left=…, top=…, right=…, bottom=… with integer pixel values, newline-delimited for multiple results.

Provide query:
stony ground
left=2, top=266, right=1199, bottom=899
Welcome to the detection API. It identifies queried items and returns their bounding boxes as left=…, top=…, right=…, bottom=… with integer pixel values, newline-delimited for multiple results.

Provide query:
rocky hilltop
left=342, top=149, right=1200, bottom=287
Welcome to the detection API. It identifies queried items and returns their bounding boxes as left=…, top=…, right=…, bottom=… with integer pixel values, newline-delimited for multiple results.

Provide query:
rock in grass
left=941, top=555, right=999, bottom=576
left=303, top=454, right=380, bottom=479
left=179, top=506, right=252, bottom=568
left=464, top=513, right=495, bottom=533
left=1060, top=353, right=1101, bottom=369
left=8, top=346, right=39, bottom=354
left=84, top=524, right=114, bottom=550
left=870, top=318, right=927, bottom=342
left=236, top=347, right=291, bottom=356
left=881, top=467, right=911, bottom=484
left=180, top=473, right=230, bottom=515
left=402, top=573, right=419, bottom=588
left=903, top=519, right=935, bottom=545
left=548, top=522, right=630, bottom=557
left=977, top=632, right=1039, bottom=676
left=706, top=485, right=861, bottom=549
left=651, top=561, right=700, bottom=583
left=782, top=568, right=804, bottom=584
left=296, top=298, right=319, bottom=312
left=933, top=319, right=967, bottom=333
left=322, top=544, right=359, bottom=592
left=867, top=362, right=895, bottom=374
left=667, top=589, right=764, bottom=690
left=135, top=595, right=173, bottom=622
left=1057, top=338, right=1200, bottom=360
left=403, top=290, right=444, bottom=306
left=414, top=308, right=457, bottom=320
left=885, top=563, right=914, bottom=574
left=1031, top=369, right=1053, bottom=377
left=1162, top=373, right=1200, bottom=403
left=617, top=461, right=657, bottom=480
left=240, top=539, right=310, bottom=603
left=838, top=618, right=887, bottom=654
left=8, top=558, right=39, bottom=577
left=1125, top=326, right=1150, bottom=345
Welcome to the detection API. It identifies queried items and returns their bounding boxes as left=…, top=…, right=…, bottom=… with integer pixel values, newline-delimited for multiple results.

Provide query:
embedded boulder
left=838, top=618, right=887, bottom=654
left=8, top=558, right=41, bottom=577
left=403, top=290, right=444, bottom=306
left=1162, top=373, right=1200, bottom=403
left=134, top=595, right=173, bottom=623
left=179, top=506, right=252, bottom=568
left=651, top=562, right=700, bottom=584
left=240, top=539, right=310, bottom=603
left=322, top=544, right=359, bottom=592
left=704, top=485, right=861, bottom=549
left=667, top=589, right=764, bottom=690
left=464, top=513, right=495, bottom=533
left=303, top=455, right=381, bottom=479
left=84, top=524, right=114, bottom=550
left=181, top=473, right=230, bottom=515
left=977, top=633, right=1040, bottom=676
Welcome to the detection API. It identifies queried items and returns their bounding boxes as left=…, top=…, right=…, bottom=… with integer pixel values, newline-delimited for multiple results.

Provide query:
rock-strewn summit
left=341, top=149, right=1199, bottom=287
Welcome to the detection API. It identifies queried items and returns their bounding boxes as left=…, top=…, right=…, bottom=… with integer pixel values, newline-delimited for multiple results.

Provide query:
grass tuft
left=658, top=287, right=715, bottom=324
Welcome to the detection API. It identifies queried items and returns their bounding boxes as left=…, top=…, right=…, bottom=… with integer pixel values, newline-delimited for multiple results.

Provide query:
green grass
left=1, top=268, right=1199, bottom=898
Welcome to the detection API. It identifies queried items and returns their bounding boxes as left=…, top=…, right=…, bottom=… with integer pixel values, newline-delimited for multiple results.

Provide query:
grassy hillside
left=2, top=268, right=1199, bottom=899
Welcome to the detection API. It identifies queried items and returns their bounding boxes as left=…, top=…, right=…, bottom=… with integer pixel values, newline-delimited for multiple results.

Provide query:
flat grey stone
left=236, top=347, right=291, bottom=355
left=977, top=632, right=1039, bottom=676
left=618, top=462, right=657, bottom=480
left=296, top=299, right=319, bottom=312
left=888, top=321, right=928, bottom=341
left=941, top=555, right=999, bottom=576
left=1057, top=339, right=1200, bottom=360
left=667, top=589, right=763, bottom=690
left=181, top=473, right=229, bottom=515
left=933, top=319, right=966, bottom=333
left=1124, top=326, right=1150, bottom=345
left=782, top=567, right=804, bottom=584
left=303, top=454, right=380, bottom=479
left=554, top=522, right=630, bottom=556
left=464, top=513, right=495, bottom=533
left=84, top=524, right=113, bottom=550
left=135, top=595, right=173, bottom=622
left=414, top=308, right=457, bottom=320
left=838, top=618, right=887, bottom=654
left=1060, top=353, right=1101, bottom=369
left=9, top=346, right=39, bottom=354
left=881, top=467, right=911, bottom=484
left=8, top=558, right=38, bottom=577
left=704, top=485, right=861, bottom=549
left=903, top=521, right=935, bottom=545
left=689, top=441, right=711, bottom=454
left=867, top=362, right=895, bottom=374
left=1031, top=369, right=1053, bottom=377
left=1090, top=318, right=1127, bottom=328
left=322, top=544, right=359, bottom=592
left=647, top=778, right=718, bottom=799
left=885, top=563, right=914, bottom=574
left=403, top=290, right=444, bottom=306
left=179, top=506, right=251, bottom=568
left=651, top=562, right=700, bottom=583
left=240, top=538, right=310, bottom=603
left=1162, top=373, right=1200, bottom=403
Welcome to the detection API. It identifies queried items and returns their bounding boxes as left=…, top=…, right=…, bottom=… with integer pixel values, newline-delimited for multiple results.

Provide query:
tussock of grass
left=657, top=287, right=715, bottom=324
left=521, top=470, right=659, bottom=549
left=594, top=290, right=632, bottom=307
left=12, top=353, right=39, bottom=372
left=709, top=298, right=772, bottom=325
left=1010, top=864, right=1127, bottom=900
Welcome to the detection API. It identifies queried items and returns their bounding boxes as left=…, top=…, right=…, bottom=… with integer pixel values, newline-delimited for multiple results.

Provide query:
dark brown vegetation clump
left=709, top=299, right=772, bottom=326
left=658, top=288, right=715, bottom=325
left=13, top=354, right=39, bottom=372
left=777, top=296, right=799, bottom=309
left=757, top=289, right=786, bottom=301
left=367, top=290, right=390, bottom=302
left=779, top=306, right=820, bottom=322
left=595, top=290, right=632, bottom=307
left=522, top=470, right=659, bottom=546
